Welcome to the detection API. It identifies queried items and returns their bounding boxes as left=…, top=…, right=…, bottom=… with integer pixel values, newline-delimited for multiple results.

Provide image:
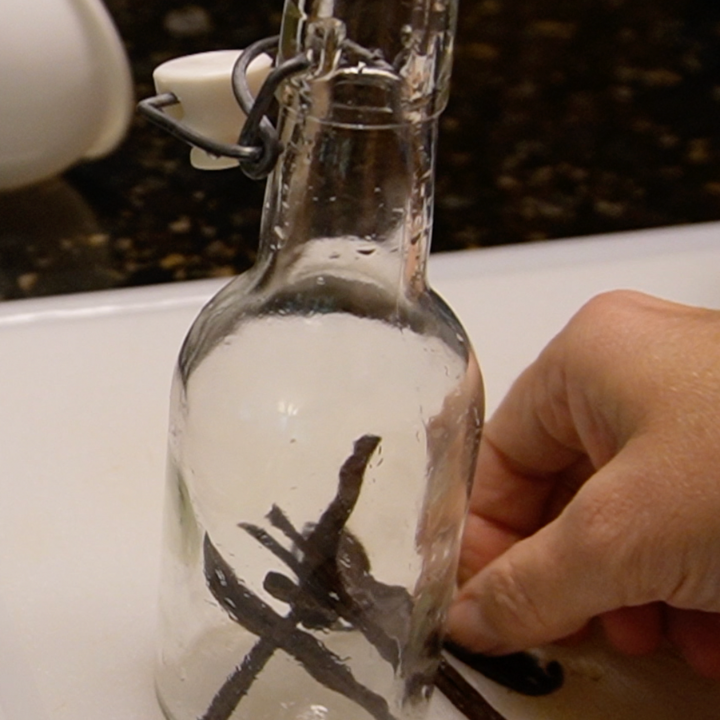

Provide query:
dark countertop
left=1, top=0, right=719, bottom=300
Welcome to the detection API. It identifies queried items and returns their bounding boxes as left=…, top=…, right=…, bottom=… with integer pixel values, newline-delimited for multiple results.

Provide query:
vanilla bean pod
left=259, top=520, right=409, bottom=665
left=243, top=436, right=406, bottom=654
left=435, top=658, right=507, bottom=720
left=203, top=534, right=396, bottom=720
left=237, top=521, right=302, bottom=574
left=263, top=571, right=340, bottom=628
left=311, top=435, right=381, bottom=545
left=200, top=636, right=276, bottom=720
left=296, top=434, right=381, bottom=602
left=241, top=434, right=378, bottom=588
left=444, top=642, right=564, bottom=697
left=202, top=436, right=395, bottom=720
left=267, top=503, right=304, bottom=544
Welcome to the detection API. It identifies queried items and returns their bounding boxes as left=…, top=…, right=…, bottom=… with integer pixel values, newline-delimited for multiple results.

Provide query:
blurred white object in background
left=0, top=0, right=133, bottom=191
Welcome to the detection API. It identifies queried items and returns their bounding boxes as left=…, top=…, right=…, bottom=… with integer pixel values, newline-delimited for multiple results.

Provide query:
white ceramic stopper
left=153, top=50, right=273, bottom=170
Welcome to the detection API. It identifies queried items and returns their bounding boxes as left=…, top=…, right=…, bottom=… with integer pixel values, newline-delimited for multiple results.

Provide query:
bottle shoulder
left=177, top=264, right=474, bottom=383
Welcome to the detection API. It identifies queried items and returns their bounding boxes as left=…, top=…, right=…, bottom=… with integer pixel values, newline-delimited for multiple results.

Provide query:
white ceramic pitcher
left=0, top=0, right=133, bottom=190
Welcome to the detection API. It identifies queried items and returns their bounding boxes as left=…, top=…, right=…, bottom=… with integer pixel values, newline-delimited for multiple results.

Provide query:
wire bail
left=137, top=36, right=310, bottom=180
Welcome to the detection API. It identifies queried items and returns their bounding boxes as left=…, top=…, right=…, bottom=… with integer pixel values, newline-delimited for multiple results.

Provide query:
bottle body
left=156, top=271, right=482, bottom=720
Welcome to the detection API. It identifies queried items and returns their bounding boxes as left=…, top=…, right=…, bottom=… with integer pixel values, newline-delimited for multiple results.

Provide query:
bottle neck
left=257, top=104, right=437, bottom=296
left=257, top=1, right=456, bottom=297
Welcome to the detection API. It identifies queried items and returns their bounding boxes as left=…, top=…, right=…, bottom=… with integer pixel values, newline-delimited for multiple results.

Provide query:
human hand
left=448, top=290, right=720, bottom=679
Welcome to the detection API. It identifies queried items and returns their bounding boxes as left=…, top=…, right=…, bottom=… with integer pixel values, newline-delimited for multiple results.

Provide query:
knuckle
left=539, top=290, right=651, bottom=385
left=566, top=290, right=647, bottom=352
left=575, top=289, right=651, bottom=324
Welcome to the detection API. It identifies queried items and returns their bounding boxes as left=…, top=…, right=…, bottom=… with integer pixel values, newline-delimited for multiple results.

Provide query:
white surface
left=0, top=0, right=132, bottom=190
left=0, top=222, right=719, bottom=719
left=153, top=51, right=273, bottom=170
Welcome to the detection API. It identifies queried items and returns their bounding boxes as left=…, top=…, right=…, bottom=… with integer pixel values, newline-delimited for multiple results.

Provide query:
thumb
left=447, top=465, right=646, bottom=654
left=447, top=520, right=611, bottom=653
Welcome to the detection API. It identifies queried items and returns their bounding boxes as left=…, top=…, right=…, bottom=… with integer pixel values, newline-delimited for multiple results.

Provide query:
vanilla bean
left=311, top=435, right=381, bottom=546
left=263, top=571, right=339, bottom=628
left=262, top=570, right=299, bottom=604
left=203, top=433, right=544, bottom=720
left=204, top=533, right=396, bottom=720
left=267, top=503, right=304, bottom=544
left=239, top=521, right=302, bottom=574
left=256, top=437, right=396, bottom=647
left=263, top=517, right=408, bottom=662
left=290, top=436, right=409, bottom=658
left=264, top=473, right=565, bottom=702
left=444, top=642, right=564, bottom=697
left=330, top=532, right=409, bottom=668
left=200, top=637, right=276, bottom=720
left=271, top=506, right=408, bottom=665
left=300, top=434, right=381, bottom=581
left=435, top=658, right=507, bottom=720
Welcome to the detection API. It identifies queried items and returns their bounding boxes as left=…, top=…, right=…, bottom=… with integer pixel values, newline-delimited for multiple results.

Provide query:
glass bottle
left=155, top=2, right=484, bottom=719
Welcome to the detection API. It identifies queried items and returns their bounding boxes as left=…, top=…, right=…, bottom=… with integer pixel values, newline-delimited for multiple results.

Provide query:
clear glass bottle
left=155, top=2, right=484, bottom=719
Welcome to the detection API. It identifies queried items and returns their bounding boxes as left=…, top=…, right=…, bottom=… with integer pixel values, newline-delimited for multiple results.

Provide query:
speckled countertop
left=1, top=0, right=719, bottom=300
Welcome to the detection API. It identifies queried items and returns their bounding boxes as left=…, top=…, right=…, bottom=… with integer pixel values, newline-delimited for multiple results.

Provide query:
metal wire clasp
left=137, top=36, right=310, bottom=180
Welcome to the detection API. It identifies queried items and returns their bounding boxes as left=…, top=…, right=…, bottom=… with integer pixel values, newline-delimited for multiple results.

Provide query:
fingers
left=458, top=437, right=561, bottom=584
left=666, top=609, right=720, bottom=680
left=600, top=605, right=664, bottom=656
left=458, top=432, right=596, bottom=584
left=470, top=289, right=717, bottom=532
left=602, top=607, right=720, bottom=679
left=450, top=426, right=711, bottom=654
left=451, top=432, right=720, bottom=656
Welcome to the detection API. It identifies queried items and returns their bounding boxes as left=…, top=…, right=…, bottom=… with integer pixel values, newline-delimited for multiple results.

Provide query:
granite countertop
left=1, top=0, right=719, bottom=300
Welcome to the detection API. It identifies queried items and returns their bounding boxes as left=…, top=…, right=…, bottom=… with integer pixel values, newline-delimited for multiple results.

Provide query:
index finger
left=458, top=350, right=587, bottom=582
